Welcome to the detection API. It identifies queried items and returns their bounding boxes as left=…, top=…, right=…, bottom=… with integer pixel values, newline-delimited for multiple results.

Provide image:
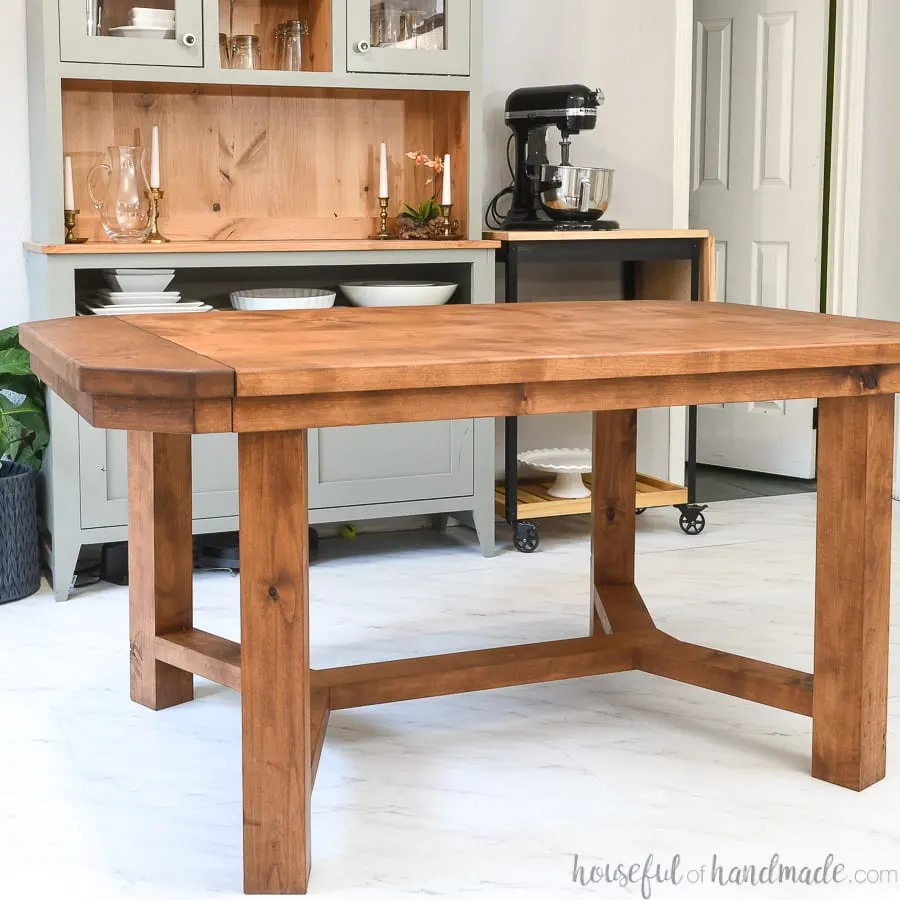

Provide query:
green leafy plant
left=0, top=327, right=49, bottom=470
left=400, top=197, right=443, bottom=225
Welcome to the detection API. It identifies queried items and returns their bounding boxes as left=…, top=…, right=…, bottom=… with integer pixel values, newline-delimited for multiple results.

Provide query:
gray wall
left=483, top=0, right=681, bottom=477
left=857, top=0, right=900, bottom=324
left=0, top=0, right=30, bottom=326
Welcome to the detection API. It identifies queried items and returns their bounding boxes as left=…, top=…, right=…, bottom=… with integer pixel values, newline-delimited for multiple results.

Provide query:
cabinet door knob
left=355, top=40, right=371, bottom=53
left=181, top=32, right=198, bottom=47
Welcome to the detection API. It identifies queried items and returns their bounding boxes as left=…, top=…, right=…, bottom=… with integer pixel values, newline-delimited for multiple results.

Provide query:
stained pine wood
left=483, top=229, right=711, bottom=242
left=310, top=690, right=330, bottom=783
left=130, top=302, right=900, bottom=398
left=155, top=629, right=242, bottom=692
left=128, top=432, right=194, bottom=710
left=592, top=585, right=655, bottom=635
left=239, top=430, right=311, bottom=894
left=638, top=634, right=814, bottom=717
left=61, top=81, right=468, bottom=241
left=590, top=410, right=639, bottom=636
left=813, top=394, right=894, bottom=790
left=19, top=316, right=234, bottom=399
left=25, top=239, right=499, bottom=254
left=316, top=636, right=636, bottom=711
left=231, top=365, right=900, bottom=431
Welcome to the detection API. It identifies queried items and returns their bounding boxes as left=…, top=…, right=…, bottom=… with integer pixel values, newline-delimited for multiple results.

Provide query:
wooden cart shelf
left=495, top=474, right=689, bottom=521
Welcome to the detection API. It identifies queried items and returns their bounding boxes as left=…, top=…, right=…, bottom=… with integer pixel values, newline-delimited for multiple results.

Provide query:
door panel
left=691, top=0, right=828, bottom=478
left=347, top=0, right=470, bottom=75
left=79, top=423, right=238, bottom=529
left=59, top=0, right=204, bottom=67
left=309, top=420, right=474, bottom=510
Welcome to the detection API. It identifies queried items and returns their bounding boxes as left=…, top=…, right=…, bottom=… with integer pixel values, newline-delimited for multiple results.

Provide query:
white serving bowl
left=110, top=25, right=175, bottom=39
left=130, top=7, right=176, bottom=22
left=339, top=281, right=458, bottom=308
left=230, top=288, right=337, bottom=312
left=102, top=269, right=176, bottom=293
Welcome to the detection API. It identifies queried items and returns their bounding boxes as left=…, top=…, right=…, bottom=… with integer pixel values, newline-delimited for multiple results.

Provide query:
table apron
left=229, top=365, right=899, bottom=432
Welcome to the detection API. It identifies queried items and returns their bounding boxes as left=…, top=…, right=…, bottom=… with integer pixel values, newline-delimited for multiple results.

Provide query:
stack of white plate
left=110, top=7, right=176, bottom=39
left=78, top=289, right=213, bottom=316
left=230, top=288, right=337, bottom=311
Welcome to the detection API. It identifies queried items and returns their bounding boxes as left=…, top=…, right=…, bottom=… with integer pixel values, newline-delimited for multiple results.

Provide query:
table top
left=21, top=301, right=900, bottom=401
left=482, top=229, right=710, bottom=242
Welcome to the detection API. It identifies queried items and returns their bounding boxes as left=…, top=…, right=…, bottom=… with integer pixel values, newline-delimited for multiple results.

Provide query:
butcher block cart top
left=20, top=300, right=900, bottom=895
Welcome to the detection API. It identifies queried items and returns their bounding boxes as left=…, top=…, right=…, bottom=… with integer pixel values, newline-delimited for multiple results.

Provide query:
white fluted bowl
left=230, top=289, right=336, bottom=311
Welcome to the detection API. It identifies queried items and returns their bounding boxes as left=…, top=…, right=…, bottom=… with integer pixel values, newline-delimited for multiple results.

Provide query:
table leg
left=128, top=431, right=194, bottom=710
left=813, top=394, right=894, bottom=791
left=239, top=430, right=312, bottom=894
left=591, top=410, right=649, bottom=636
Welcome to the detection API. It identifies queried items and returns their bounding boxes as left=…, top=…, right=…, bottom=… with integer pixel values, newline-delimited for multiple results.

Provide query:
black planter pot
left=0, top=461, right=40, bottom=604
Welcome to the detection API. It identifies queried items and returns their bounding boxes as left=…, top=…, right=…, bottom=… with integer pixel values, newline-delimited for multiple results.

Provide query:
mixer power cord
left=484, top=134, right=516, bottom=230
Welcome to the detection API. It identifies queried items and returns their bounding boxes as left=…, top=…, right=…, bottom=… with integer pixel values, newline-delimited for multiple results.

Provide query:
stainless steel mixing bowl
left=540, top=165, right=614, bottom=221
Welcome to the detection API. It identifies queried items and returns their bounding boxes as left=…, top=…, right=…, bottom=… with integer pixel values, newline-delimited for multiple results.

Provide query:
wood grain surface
left=128, top=432, right=195, bottom=710
left=25, top=239, right=500, bottom=254
left=813, top=394, right=894, bottom=790
left=61, top=81, right=469, bottom=241
left=239, top=430, right=311, bottom=893
left=132, top=302, right=900, bottom=398
left=19, top=316, right=234, bottom=399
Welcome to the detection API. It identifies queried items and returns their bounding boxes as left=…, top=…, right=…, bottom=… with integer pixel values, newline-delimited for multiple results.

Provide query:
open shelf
left=219, top=0, right=332, bottom=72
left=61, top=79, right=469, bottom=242
left=495, top=474, right=689, bottom=521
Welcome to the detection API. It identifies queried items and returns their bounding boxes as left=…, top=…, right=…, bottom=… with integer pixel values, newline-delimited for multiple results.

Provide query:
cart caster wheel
left=636, top=508, right=647, bottom=516
left=677, top=504, right=708, bottom=536
left=514, top=521, right=540, bottom=553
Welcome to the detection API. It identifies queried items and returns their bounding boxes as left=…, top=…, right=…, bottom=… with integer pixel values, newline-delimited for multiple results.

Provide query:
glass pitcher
left=88, top=146, right=152, bottom=243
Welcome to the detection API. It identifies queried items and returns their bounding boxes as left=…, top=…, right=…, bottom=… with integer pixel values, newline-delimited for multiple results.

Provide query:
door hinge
left=812, top=406, right=819, bottom=431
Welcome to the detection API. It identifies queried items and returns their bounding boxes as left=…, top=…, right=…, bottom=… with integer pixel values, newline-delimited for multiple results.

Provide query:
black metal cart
left=490, top=231, right=712, bottom=553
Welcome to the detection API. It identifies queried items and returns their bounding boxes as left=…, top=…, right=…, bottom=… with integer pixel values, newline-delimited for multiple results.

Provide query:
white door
left=691, top=0, right=829, bottom=478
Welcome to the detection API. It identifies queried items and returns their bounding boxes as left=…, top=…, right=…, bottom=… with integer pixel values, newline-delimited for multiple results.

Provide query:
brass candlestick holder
left=372, top=196, right=392, bottom=240
left=146, top=187, right=170, bottom=244
left=64, top=209, right=88, bottom=244
left=438, top=203, right=460, bottom=240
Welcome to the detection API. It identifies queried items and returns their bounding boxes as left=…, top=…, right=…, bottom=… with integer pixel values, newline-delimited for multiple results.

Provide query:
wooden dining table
left=21, top=300, right=898, bottom=895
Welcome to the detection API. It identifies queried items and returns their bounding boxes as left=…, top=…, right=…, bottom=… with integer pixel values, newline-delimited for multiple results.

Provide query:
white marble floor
left=1, top=493, right=899, bottom=900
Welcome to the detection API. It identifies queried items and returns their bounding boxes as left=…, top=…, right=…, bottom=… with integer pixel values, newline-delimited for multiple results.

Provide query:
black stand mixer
left=486, top=84, right=618, bottom=231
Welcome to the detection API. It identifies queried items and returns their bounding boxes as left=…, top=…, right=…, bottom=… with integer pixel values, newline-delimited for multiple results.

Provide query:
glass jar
left=278, top=20, right=308, bottom=71
left=230, top=34, right=261, bottom=70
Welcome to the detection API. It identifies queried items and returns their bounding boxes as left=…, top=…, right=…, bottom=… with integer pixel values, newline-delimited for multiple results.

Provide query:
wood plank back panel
left=61, top=81, right=468, bottom=241
left=130, top=302, right=900, bottom=398
left=813, top=394, right=894, bottom=790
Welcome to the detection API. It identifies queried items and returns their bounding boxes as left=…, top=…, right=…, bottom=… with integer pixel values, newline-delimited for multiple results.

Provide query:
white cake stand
left=517, top=448, right=593, bottom=499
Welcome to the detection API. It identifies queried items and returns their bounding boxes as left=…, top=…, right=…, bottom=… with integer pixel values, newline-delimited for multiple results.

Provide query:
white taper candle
left=441, top=153, right=452, bottom=205
left=378, top=142, right=389, bottom=199
left=63, top=156, right=75, bottom=210
left=150, top=125, right=161, bottom=189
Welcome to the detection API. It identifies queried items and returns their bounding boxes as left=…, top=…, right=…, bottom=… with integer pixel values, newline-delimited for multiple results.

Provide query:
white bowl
left=97, top=289, right=181, bottom=306
left=109, top=25, right=175, bottom=39
left=229, top=288, right=337, bottom=312
left=102, top=269, right=175, bottom=293
left=130, top=8, right=176, bottom=22
left=340, top=281, right=458, bottom=308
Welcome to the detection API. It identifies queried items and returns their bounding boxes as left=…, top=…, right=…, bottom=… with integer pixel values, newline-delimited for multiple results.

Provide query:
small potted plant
left=0, top=326, right=49, bottom=603
left=399, top=150, right=446, bottom=239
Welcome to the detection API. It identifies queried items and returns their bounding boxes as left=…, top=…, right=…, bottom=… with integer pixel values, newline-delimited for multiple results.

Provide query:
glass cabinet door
left=347, top=0, right=470, bottom=76
left=59, top=0, right=204, bottom=67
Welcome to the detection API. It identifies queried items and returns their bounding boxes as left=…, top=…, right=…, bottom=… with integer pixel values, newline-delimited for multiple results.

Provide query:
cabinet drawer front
left=346, top=0, right=471, bottom=76
left=59, top=0, right=204, bottom=67
left=309, top=420, right=474, bottom=510
left=79, top=423, right=238, bottom=529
